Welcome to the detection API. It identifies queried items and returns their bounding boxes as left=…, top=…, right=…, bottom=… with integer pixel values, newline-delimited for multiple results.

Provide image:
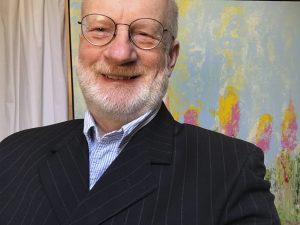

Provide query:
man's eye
left=137, top=32, right=150, bottom=36
left=135, top=32, right=155, bottom=39
left=87, top=25, right=108, bottom=32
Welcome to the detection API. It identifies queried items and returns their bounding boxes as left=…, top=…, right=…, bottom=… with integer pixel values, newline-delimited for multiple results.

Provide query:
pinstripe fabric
left=0, top=103, right=280, bottom=225
left=83, top=110, right=154, bottom=189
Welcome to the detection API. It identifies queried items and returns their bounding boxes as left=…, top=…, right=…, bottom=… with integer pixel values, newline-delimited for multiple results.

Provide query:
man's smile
left=102, top=74, right=140, bottom=80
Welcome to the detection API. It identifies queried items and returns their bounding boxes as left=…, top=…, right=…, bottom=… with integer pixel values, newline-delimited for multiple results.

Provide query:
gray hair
left=166, top=0, right=178, bottom=39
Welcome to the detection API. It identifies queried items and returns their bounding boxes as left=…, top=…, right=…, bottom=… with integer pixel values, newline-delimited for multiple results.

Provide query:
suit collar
left=38, top=103, right=177, bottom=225
left=140, top=102, right=177, bottom=164
left=38, top=122, right=89, bottom=224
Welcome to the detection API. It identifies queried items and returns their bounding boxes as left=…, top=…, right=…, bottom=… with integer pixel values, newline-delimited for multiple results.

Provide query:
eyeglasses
left=78, top=14, right=173, bottom=50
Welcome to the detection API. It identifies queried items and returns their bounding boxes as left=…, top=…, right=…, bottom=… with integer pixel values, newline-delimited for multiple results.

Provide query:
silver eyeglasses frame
left=78, top=14, right=174, bottom=50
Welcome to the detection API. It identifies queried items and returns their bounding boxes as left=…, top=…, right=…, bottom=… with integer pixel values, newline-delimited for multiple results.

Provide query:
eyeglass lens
left=81, top=14, right=165, bottom=49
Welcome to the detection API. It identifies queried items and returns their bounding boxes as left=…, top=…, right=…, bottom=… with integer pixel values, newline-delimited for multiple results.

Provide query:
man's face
left=77, top=0, right=179, bottom=122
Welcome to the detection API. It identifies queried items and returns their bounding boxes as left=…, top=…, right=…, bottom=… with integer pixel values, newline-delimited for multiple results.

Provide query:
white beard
left=77, top=59, right=170, bottom=123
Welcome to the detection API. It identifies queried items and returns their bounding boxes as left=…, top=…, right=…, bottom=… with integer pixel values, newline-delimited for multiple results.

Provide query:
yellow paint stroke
left=166, top=85, right=184, bottom=121
left=215, top=6, right=244, bottom=39
left=216, top=86, right=239, bottom=128
left=230, top=29, right=239, bottom=39
left=196, top=99, right=203, bottom=111
left=186, top=104, right=200, bottom=112
left=175, top=0, right=198, bottom=81
left=176, top=0, right=196, bottom=17
left=229, top=65, right=246, bottom=90
left=248, top=113, right=273, bottom=148
left=256, top=114, right=273, bottom=139
left=220, top=49, right=235, bottom=67
left=281, top=99, right=298, bottom=152
left=174, top=53, right=189, bottom=81
left=282, top=99, right=297, bottom=136
left=172, top=111, right=180, bottom=122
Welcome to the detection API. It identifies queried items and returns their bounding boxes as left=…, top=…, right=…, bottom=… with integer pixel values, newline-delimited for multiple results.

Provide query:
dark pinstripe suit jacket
left=0, top=104, right=280, bottom=225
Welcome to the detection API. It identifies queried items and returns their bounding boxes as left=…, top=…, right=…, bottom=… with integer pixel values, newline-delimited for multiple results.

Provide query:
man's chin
left=88, top=99, right=149, bottom=122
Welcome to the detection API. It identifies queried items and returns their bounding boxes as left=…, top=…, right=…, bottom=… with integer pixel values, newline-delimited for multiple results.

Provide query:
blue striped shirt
left=83, top=108, right=159, bottom=189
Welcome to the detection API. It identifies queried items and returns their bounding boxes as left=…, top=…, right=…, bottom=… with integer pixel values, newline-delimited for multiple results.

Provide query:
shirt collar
left=83, top=105, right=160, bottom=146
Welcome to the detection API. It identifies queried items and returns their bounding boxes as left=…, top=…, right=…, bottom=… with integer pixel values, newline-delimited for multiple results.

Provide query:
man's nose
left=103, top=26, right=138, bottom=65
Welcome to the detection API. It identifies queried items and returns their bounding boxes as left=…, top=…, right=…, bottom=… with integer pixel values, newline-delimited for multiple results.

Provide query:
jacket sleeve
left=222, top=145, right=281, bottom=225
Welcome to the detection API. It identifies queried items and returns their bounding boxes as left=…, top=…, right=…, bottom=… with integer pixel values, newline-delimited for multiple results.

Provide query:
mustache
left=91, top=63, right=145, bottom=77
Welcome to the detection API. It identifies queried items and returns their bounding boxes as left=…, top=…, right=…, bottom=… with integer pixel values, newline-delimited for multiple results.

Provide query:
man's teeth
left=104, top=75, right=135, bottom=80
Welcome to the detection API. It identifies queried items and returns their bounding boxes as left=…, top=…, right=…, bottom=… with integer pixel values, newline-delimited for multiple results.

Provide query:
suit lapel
left=68, top=136, right=156, bottom=225
left=39, top=104, right=177, bottom=225
left=68, top=103, right=177, bottom=225
left=38, top=121, right=89, bottom=224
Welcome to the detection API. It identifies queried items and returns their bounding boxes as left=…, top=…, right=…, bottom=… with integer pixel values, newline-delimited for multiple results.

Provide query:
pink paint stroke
left=224, top=103, right=240, bottom=137
left=256, top=123, right=273, bottom=153
left=184, top=109, right=198, bottom=126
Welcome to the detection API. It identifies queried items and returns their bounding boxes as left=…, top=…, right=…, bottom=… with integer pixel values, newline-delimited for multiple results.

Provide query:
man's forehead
left=81, top=0, right=170, bottom=20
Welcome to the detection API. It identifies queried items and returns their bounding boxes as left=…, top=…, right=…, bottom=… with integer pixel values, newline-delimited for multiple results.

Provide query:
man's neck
left=89, top=110, right=144, bottom=136
left=95, top=118, right=124, bottom=136
left=87, top=102, right=162, bottom=136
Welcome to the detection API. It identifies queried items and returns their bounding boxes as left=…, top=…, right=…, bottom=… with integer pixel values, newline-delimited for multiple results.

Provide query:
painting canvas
left=69, top=1, right=300, bottom=223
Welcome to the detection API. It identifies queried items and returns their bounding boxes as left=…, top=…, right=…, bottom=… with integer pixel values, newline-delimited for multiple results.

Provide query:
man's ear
left=167, top=40, right=180, bottom=72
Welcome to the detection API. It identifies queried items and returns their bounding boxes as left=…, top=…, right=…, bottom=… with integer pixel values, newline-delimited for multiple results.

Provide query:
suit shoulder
left=175, top=123, right=266, bottom=190
left=176, top=122, right=262, bottom=161
left=0, top=119, right=84, bottom=148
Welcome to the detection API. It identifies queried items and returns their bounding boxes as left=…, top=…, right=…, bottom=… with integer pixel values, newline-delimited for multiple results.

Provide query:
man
left=0, top=0, right=280, bottom=224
